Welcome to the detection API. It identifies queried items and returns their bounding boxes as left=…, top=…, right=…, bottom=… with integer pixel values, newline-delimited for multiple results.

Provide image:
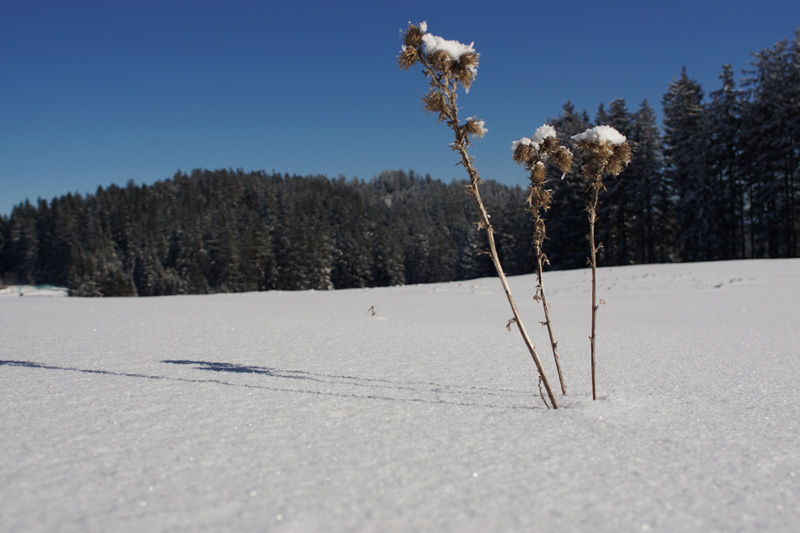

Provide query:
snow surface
left=572, top=124, right=627, bottom=145
left=2, top=259, right=799, bottom=532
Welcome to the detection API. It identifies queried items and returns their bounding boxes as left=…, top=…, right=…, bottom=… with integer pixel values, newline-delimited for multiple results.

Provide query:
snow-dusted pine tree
left=741, top=33, right=800, bottom=258
left=707, top=64, right=746, bottom=260
left=596, top=99, right=635, bottom=266
left=628, top=99, right=670, bottom=264
left=662, top=67, right=712, bottom=262
left=546, top=101, right=594, bottom=270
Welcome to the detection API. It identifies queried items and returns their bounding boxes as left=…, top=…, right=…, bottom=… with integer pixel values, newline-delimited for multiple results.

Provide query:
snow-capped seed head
left=398, top=45, right=419, bottom=70
left=422, top=33, right=477, bottom=63
left=428, top=49, right=452, bottom=73
left=551, top=146, right=574, bottom=174
left=571, top=125, right=627, bottom=146
left=465, top=117, right=488, bottom=137
left=403, top=22, right=426, bottom=48
left=531, top=124, right=557, bottom=146
left=511, top=137, right=537, bottom=151
left=511, top=140, right=535, bottom=166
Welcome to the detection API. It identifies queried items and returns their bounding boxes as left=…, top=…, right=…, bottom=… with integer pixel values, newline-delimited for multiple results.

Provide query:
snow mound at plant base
left=1, top=259, right=798, bottom=532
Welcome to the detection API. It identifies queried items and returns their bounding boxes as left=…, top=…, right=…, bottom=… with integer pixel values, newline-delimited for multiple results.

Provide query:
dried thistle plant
left=572, top=125, right=632, bottom=400
left=511, top=125, right=573, bottom=395
left=398, top=21, right=559, bottom=409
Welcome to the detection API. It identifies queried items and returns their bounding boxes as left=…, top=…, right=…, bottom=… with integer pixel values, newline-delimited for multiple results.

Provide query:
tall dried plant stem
left=400, top=24, right=558, bottom=409
left=446, top=109, right=558, bottom=410
left=587, top=182, right=601, bottom=401
left=574, top=131, right=631, bottom=402
left=534, top=248, right=566, bottom=395
left=469, top=171, right=559, bottom=409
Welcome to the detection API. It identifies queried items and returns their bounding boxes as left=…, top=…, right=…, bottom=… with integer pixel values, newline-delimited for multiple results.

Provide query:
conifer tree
left=707, top=64, right=746, bottom=259
left=628, top=100, right=670, bottom=264
left=597, top=98, right=635, bottom=265
left=663, top=67, right=711, bottom=262
left=742, top=34, right=800, bottom=257
left=547, top=101, right=594, bottom=269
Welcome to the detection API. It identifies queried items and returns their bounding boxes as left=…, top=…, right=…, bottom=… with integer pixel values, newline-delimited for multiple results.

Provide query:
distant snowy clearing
left=1, top=259, right=798, bottom=532
left=0, top=284, right=68, bottom=298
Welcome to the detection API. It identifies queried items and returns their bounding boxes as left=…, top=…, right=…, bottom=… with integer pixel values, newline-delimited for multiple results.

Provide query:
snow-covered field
left=1, top=259, right=798, bottom=532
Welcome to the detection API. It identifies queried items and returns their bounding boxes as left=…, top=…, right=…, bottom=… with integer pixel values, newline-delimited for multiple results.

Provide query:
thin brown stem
left=587, top=183, right=600, bottom=401
left=403, top=28, right=558, bottom=408
left=535, top=247, right=566, bottom=394
left=455, top=142, right=559, bottom=409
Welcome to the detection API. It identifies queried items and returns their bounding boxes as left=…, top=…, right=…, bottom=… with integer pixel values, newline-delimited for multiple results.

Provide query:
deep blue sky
left=2, top=0, right=799, bottom=216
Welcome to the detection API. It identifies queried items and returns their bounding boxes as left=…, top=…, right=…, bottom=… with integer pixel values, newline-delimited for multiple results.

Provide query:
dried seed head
left=421, top=90, right=445, bottom=115
left=428, top=50, right=451, bottom=73
left=403, top=24, right=425, bottom=48
left=465, top=118, right=488, bottom=137
left=455, top=66, right=475, bottom=92
left=458, top=51, right=479, bottom=71
left=582, top=158, right=606, bottom=182
left=398, top=46, right=419, bottom=70
left=452, top=52, right=479, bottom=91
left=541, top=136, right=557, bottom=152
left=613, top=142, right=633, bottom=166
left=532, top=162, right=547, bottom=183
left=574, top=139, right=632, bottom=179
left=551, top=147, right=574, bottom=174
left=512, top=143, right=534, bottom=166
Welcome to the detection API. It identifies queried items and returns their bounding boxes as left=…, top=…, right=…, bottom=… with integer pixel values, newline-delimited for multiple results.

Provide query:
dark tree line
left=545, top=31, right=799, bottom=267
left=0, top=169, right=541, bottom=296
left=1, top=33, right=797, bottom=296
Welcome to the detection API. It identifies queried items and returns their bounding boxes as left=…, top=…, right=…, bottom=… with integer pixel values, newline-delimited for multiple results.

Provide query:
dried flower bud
left=465, top=118, right=488, bottom=137
left=551, top=147, right=574, bottom=174
left=421, top=90, right=445, bottom=115
left=454, top=63, right=475, bottom=92
left=428, top=50, right=451, bottom=73
left=540, top=136, right=557, bottom=152
left=512, top=142, right=534, bottom=166
left=403, top=24, right=425, bottom=48
left=458, top=52, right=479, bottom=72
left=398, top=46, right=418, bottom=70
left=532, top=162, right=546, bottom=183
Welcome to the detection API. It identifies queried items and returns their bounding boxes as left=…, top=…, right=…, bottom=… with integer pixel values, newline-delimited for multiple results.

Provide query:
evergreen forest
left=1, top=34, right=798, bottom=296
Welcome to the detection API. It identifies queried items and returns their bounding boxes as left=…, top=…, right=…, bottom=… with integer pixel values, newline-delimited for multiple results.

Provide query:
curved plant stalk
left=536, top=253, right=566, bottom=394
left=511, top=128, right=573, bottom=395
left=586, top=179, right=602, bottom=400
left=572, top=126, right=632, bottom=400
left=399, top=22, right=558, bottom=409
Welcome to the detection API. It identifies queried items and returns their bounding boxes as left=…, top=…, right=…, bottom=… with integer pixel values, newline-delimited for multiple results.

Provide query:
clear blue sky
left=2, top=0, right=798, bottom=216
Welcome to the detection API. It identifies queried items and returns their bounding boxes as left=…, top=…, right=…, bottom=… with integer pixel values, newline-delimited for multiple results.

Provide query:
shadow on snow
left=0, top=359, right=541, bottom=411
